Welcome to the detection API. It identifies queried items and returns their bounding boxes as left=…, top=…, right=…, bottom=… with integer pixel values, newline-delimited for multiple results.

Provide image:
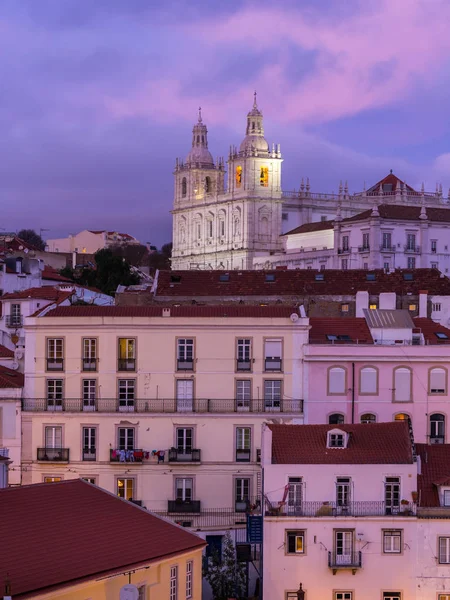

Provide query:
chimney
left=355, top=291, right=369, bottom=317
left=72, top=251, right=77, bottom=270
left=379, top=292, right=396, bottom=310
left=162, top=308, right=171, bottom=318
left=419, top=290, right=428, bottom=318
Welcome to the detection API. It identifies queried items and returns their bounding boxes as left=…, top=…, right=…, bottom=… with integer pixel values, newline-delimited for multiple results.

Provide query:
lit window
left=383, top=530, right=402, bottom=553
left=360, top=413, right=376, bottom=423
left=44, top=476, right=62, bottom=483
left=286, top=530, right=305, bottom=554
left=260, top=166, right=269, bottom=187
left=341, top=304, right=349, bottom=313
left=408, top=304, right=417, bottom=311
left=235, top=166, right=242, bottom=187
left=369, top=304, right=377, bottom=310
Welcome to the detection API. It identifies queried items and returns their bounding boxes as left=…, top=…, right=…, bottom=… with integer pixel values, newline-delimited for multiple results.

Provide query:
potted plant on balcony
left=411, top=491, right=418, bottom=504
left=400, top=499, right=411, bottom=514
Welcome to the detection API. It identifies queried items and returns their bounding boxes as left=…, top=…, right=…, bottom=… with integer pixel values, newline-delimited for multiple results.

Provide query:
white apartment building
left=46, top=229, right=140, bottom=254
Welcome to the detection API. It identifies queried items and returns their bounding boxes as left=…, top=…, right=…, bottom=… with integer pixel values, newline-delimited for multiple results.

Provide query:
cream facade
left=46, top=229, right=140, bottom=254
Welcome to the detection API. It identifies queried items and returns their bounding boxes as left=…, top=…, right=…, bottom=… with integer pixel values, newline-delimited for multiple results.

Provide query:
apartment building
left=21, top=305, right=307, bottom=539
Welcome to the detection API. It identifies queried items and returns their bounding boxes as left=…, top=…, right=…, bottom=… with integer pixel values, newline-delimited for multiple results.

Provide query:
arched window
left=260, top=216, right=269, bottom=237
left=181, top=177, right=187, bottom=198
left=260, top=166, right=269, bottom=187
left=359, top=366, right=378, bottom=395
left=235, top=166, right=242, bottom=188
left=328, top=366, right=347, bottom=395
left=233, top=217, right=241, bottom=237
left=205, top=177, right=211, bottom=193
left=429, top=367, right=447, bottom=394
left=196, top=135, right=200, bottom=144
left=201, top=135, right=204, bottom=143
left=219, top=219, right=225, bottom=237
left=207, top=220, right=213, bottom=238
left=393, top=367, right=412, bottom=402
left=430, top=414, right=445, bottom=443
left=329, top=413, right=344, bottom=425
left=360, top=413, right=376, bottom=424
left=394, top=413, right=411, bottom=426
left=252, top=121, right=255, bottom=131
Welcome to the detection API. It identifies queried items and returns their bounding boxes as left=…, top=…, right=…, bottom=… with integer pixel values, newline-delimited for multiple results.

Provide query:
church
left=171, top=97, right=450, bottom=271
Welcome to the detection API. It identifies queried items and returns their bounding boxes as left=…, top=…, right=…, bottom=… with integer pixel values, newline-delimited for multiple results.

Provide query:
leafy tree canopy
left=203, top=532, right=247, bottom=600
left=17, top=229, right=46, bottom=251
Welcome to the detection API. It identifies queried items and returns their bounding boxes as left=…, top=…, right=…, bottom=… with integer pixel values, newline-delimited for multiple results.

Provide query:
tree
left=17, top=229, right=46, bottom=251
left=148, top=242, right=172, bottom=273
left=203, top=532, right=247, bottom=600
left=109, top=243, right=149, bottom=267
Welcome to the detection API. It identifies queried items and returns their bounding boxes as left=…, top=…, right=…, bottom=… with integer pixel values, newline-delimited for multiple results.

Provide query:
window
left=47, top=338, right=64, bottom=371
left=118, top=338, right=136, bottom=371
left=369, top=303, right=377, bottom=310
left=341, top=259, right=348, bottom=270
left=334, top=531, right=354, bottom=565
left=406, top=233, right=416, bottom=250
left=170, top=565, right=178, bottom=600
left=431, top=262, right=439, bottom=269
left=439, top=537, right=450, bottom=565
left=407, top=257, right=416, bottom=269
left=393, top=367, right=412, bottom=402
left=384, top=262, right=390, bottom=271
left=118, top=379, right=135, bottom=412
left=403, top=272, right=413, bottom=281
left=9, top=303, right=21, bottom=327
left=205, top=177, right=211, bottom=193
left=236, top=427, right=251, bottom=462
left=382, top=232, right=392, bottom=249
left=176, top=427, right=193, bottom=453
left=219, top=272, right=229, bottom=282
left=385, top=477, right=400, bottom=514
left=366, top=273, right=376, bottom=282
left=181, top=177, right=187, bottom=197
left=82, top=427, right=96, bottom=461
left=82, top=338, right=97, bottom=371
left=117, top=478, right=134, bottom=500
left=219, top=220, right=225, bottom=237
left=383, top=530, right=402, bottom=553
left=138, top=585, right=146, bottom=600
left=235, top=477, right=250, bottom=511
left=118, top=427, right=135, bottom=450
left=436, top=332, right=449, bottom=340
left=82, top=477, right=96, bottom=485
left=177, top=339, right=194, bottom=371
left=328, top=433, right=345, bottom=448
left=287, top=477, right=302, bottom=512
left=383, top=594, right=401, bottom=600
left=341, top=304, right=349, bottom=313
left=235, top=166, right=242, bottom=187
left=360, top=366, right=377, bottom=394
left=329, top=413, right=344, bottom=425
left=394, top=413, right=411, bottom=422
left=260, top=166, right=269, bottom=187
left=328, top=367, right=346, bottom=395
left=342, top=236, right=349, bottom=251
left=176, top=477, right=193, bottom=501
left=237, top=339, right=251, bottom=371
left=408, top=303, right=417, bottom=312
left=430, top=368, right=447, bottom=394
left=362, top=232, right=369, bottom=249
left=44, top=476, right=62, bottom=483
left=430, top=414, right=445, bottom=443
left=207, top=220, right=213, bottom=238
left=433, top=303, right=442, bottom=312
left=236, top=380, right=251, bottom=411
left=45, top=425, right=62, bottom=449
left=431, top=240, right=437, bottom=253
left=438, top=596, right=450, bottom=600
left=46, top=379, right=63, bottom=410
left=335, top=594, right=352, bottom=600
left=264, top=380, right=282, bottom=410
left=336, top=477, right=351, bottom=506
left=286, top=530, right=305, bottom=554
left=360, top=413, right=376, bottom=423
left=315, top=273, right=324, bottom=281
left=265, top=273, right=276, bottom=282
left=176, top=379, right=194, bottom=412
left=82, top=379, right=96, bottom=411
left=264, top=339, right=282, bottom=371
left=186, top=561, right=193, bottom=599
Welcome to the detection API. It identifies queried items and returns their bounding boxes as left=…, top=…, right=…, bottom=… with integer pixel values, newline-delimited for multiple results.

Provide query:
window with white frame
left=360, top=366, right=377, bottom=394
left=264, top=380, right=282, bottom=410
left=46, top=379, right=63, bottom=410
left=186, top=561, right=193, bottom=599
left=329, top=413, right=345, bottom=425
left=383, top=595, right=401, bottom=600
left=117, top=478, right=134, bottom=500
left=383, top=530, right=402, bottom=553
left=118, top=379, right=135, bottom=411
left=385, top=477, right=401, bottom=514
left=433, top=303, right=442, bottom=312
left=335, top=593, right=352, bottom=600
left=440, top=537, right=450, bottom=564
left=177, top=339, right=194, bottom=370
left=118, top=427, right=135, bottom=450
left=430, top=368, right=447, bottom=394
left=118, top=338, right=136, bottom=371
left=328, top=367, right=346, bottom=394
left=430, top=414, right=445, bottom=442
left=45, top=425, right=62, bottom=449
left=444, top=490, right=450, bottom=506
left=360, top=413, right=376, bottom=423
left=82, top=427, right=96, bottom=461
left=47, top=338, right=64, bottom=371
left=407, top=257, right=416, bottom=269
left=328, top=432, right=345, bottom=448
left=82, top=338, right=97, bottom=370
left=175, top=477, right=193, bottom=502
left=236, top=338, right=251, bottom=371
left=393, top=368, right=412, bottom=402
left=170, top=566, right=178, bottom=600
left=286, top=530, right=305, bottom=554
left=287, top=477, right=302, bottom=511
left=235, top=380, right=251, bottom=410
left=235, top=427, right=251, bottom=462
left=264, top=339, right=282, bottom=371
left=235, top=477, right=250, bottom=510
left=382, top=232, right=392, bottom=249
left=336, top=477, right=351, bottom=506
left=82, top=379, right=96, bottom=410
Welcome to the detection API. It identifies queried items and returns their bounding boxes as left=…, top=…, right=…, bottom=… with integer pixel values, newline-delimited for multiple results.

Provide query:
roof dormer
left=327, top=428, right=349, bottom=449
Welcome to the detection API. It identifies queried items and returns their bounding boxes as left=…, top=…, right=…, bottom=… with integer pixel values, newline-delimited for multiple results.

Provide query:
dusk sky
left=3, top=0, right=450, bottom=247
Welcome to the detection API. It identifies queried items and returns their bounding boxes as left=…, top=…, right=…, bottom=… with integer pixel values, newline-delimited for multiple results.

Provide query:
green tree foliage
left=148, top=242, right=172, bottom=273
left=203, top=532, right=247, bottom=600
left=17, top=229, right=46, bottom=251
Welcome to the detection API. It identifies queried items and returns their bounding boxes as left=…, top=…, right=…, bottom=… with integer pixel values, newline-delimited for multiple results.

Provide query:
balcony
left=46, top=358, right=64, bottom=372
left=236, top=448, right=251, bottom=462
left=82, top=358, right=97, bottom=372
left=5, top=315, right=23, bottom=328
left=380, top=244, right=396, bottom=252
left=177, top=359, right=194, bottom=371
left=264, top=357, right=282, bottom=372
left=109, top=448, right=144, bottom=463
left=168, top=500, right=201, bottom=514
left=154, top=503, right=260, bottom=528
left=328, top=551, right=362, bottom=574
left=337, top=248, right=350, bottom=255
left=404, top=245, right=421, bottom=254
left=358, top=245, right=370, bottom=253
left=235, top=499, right=250, bottom=512
left=168, top=448, right=201, bottom=463
left=117, top=358, right=136, bottom=371
left=22, top=398, right=303, bottom=414
left=82, top=447, right=96, bottom=461
left=266, top=500, right=417, bottom=517
left=236, top=359, right=252, bottom=372
left=37, top=448, right=70, bottom=462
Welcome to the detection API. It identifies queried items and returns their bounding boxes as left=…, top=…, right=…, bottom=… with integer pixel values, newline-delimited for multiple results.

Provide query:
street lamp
left=297, top=583, right=305, bottom=600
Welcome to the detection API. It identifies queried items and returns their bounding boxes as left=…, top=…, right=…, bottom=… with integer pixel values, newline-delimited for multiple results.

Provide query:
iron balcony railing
left=236, top=449, right=251, bottom=462
left=177, top=359, right=194, bottom=371
left=37, top=448, right=70, bottom=462
left=110, top=448, right=144, bottom=463
left=46, top=358, right=64, bottom=371
left=168, top=500, right=201, bottom=514
left=168, top=448, right=201, bottom=463
left=328, top=551, right=362, bottom=570
left=22, top=397, right=303, bottom=414
left=236, top=359, right=252, bottom=372
left=358, top=245, right=370, bottom=252
left=82, top=358, right=97, bottom=372
left=5, top=315, right=23, bottom=328
left=82, top=447, right=96, bottom=461
left=380, top=244, right=396, bottom=252
left=337, top=248, right=350, bottom=255
left=404, top=245, right=421, bottom=254
left=264, top=357, right=282, bottom=372
left=156, top=501, right=261, bottom=528
left=267, top=501, right=417, bottom=517
left=117, top=358, right=136, bottom=371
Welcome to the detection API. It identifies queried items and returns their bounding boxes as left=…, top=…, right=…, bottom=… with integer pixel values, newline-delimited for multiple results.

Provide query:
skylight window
left=436, top=332, right=449, bottom=340
left=219, top=273, right=230, bottom=282
left=403, top=273, right=414, bottom=281
left=326, top=334, right=351, bottom=342
left=170, top=275, right=182, bottom=283
left=366, top=273, right=376, bottom=281
left=315, top=273, right=324, bottom=281
left=265, top=274, right=276, bottom=282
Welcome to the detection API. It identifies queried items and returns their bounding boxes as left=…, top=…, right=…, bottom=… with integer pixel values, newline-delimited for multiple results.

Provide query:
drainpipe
left=351, top=362, right=355, bottom=424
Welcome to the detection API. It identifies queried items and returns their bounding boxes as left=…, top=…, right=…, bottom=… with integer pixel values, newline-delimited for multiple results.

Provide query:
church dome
left=239, top=134, right=269, bottom=154
left=186, top=108, right=215, bottom=166
left=239, top=92, right=269, bottom=155
left=186, top=145, right=214, bottom=165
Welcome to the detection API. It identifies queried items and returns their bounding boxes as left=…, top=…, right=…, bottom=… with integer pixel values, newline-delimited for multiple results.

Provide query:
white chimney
left=162, top=308, right=171, bottom=317
left=355, top=291, right=369, bottom=317
left=419, top=290, right=428, bottom=318
left=379, top=292, right=396, bottom=310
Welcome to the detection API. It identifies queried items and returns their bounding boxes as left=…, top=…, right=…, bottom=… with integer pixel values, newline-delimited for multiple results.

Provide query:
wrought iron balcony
left=264, top=357, right=282, bottom=372
left=22, top=397, right=303, bottom=414
left=404, top=245, right=421, bottom=254
left=168, top=448, right=201, bottom=463
left=177, top=359, right=194, bottom=371
left=380, top=244, right=396, bottom=252
left=154, top=502, right=260, bottom=528
left=46, top=358, right=64, bottom=371
left=168, top=500, right=201, bottom=514
left=82, top=447, right=96, bottom=461
left=358, top=245, right=370, bottom=252
left=235, top=499, right=250, bottom=513
left=37, top=447, right=69, bottom=462
left=266, top=500, right=416, bottom=517
left=236, top=448, right=251, bottom=462
left=5, top=315, right=23, bottom=328
left=328, top=551, right=362, bottom=574
left=117, top=358, right=136, bottom=371
left=82, top=358, right=97, bottom=372
left=236, top=359, right=252, bottom=372
left=337, top=248, right=350, bottom=255
left=110, top=448, right=144, bottom=463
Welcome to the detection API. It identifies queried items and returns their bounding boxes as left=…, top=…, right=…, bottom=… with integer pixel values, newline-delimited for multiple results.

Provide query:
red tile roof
left=309, top=317, right=373, bottom=344
left=0, top=344, right=14, bottom=358
left=284, top=220, right=335, bottom=236
left=0, top=365, right=23, bottom=388
left=152, top=269, right=450, bottom=298
left=366, top=172, right=415, bottom=194
left=42, top=305, right=299, bottom=318
left=41, top=265, right=73, bottom=282
left=0, top=479, right=205, bottom=598
left=1, top=287, right=73, bottom=303
left=343, top=204, right=450, bottom=223
left=416, top=444, right=450, bottom=507
left=269, top=422, right=413, bottom=464
left=0, top=234, right=41, bottom=253
left=413, top=318, right=450, bottom=345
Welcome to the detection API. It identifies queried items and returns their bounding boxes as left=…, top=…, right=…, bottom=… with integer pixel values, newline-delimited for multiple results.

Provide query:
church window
left=252, top=121, right=255, bottom=131
left=234, top=217, right=241, bottom=237
left=207, top=220, right=213, bottom=238
left=260, top=167, right=269, bottom=187
left=196, top=135, right=200, bottom=144
left=220, top=220, right=225, bottom=237
left=181, top=178, right=187, bottom=198
left=205, top=177, right=211, bottom=193
left=236, top=166, right=242, bottom=188
left=202, top=135, right=204, bottom=143
left=260, top=217, right=269, bottom=237
left=196, top=223, right=201, bottom=240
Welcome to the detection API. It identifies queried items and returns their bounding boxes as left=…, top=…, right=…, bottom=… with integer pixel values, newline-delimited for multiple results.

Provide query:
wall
left=47, top=230, right=105, bottom=254
left=0, top=393, right=22, bottom=485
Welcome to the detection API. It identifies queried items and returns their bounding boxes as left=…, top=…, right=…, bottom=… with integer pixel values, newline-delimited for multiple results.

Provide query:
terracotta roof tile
left=284, top=220, right=335, bottom=236
left=416, top=444, right=450, bottom=507
left=269, top=422, right=413, bottom=464
left=343, top=204, right=450, bottom=223
left=0, top=479, right=205, bottom=598
left=2, top=287, right=73, bottom=302
left=366, top=173, right=415, bottom=194
left=41, top=265, right=73, bottom=282
left=309, top=317, right=373, bottom=344
left=0, top=345, right=14, bottom=358
left=0, top=365, right=23, bottom=388
left=413, top=318, right=450, bottom=345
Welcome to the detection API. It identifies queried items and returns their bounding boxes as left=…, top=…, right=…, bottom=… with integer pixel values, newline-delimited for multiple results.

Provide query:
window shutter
left=360, top=367, right=377, bottom=394
left=329, top=368, right=346, bottom=394
left=440, top=537, right=450, bottom=563
left=394, top=368, right=411, bottom=402
left=430, top=368, right=446, bottom=393
left=288, top=533, right=296, bottom=553
left=264, top=340, right=282, bottom=358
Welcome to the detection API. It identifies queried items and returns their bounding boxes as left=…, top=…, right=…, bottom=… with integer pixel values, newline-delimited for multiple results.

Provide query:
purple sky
left=3, top=0, right=450, bottom=247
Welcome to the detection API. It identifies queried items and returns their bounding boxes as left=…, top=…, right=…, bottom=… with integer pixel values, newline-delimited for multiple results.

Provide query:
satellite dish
left=10, top=361, right=19, bottom=371
left=290, top=313, right=299, bottom=322
left=14, top=349, right=24, bottom=360
left=120, top=585, right=139, bottom=600
left=18, top=245, right=23, bottom=250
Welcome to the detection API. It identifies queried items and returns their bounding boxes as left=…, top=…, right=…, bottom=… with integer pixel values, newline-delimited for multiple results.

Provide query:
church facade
left=171, top=98, right=449, bottom=271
